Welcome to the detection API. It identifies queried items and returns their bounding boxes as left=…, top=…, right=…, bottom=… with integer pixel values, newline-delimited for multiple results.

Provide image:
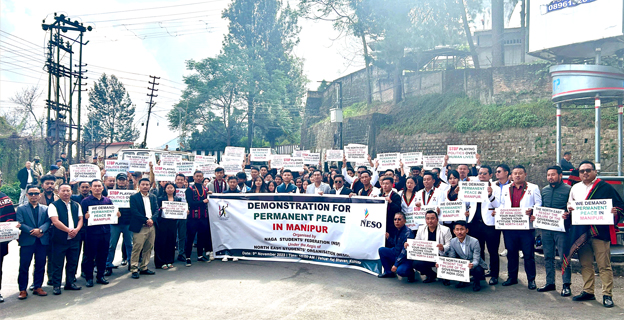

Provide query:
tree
left=9, top=86, right=43, bottom=137
left=83, top=74, right=139, bottom=144
left=491, top=0, right=505, bottom=67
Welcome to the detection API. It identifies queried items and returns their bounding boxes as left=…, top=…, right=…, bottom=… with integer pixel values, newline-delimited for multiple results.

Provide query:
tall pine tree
left=83, top=74, right=139, bottom=143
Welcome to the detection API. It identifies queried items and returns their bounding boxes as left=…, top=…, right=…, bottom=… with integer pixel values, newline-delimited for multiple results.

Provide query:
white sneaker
left=233, top=257, right=239, bottom=262
left=499, top=249, right=508, bottom=257
left=519, top=251, right=524, bottom=259
left=222, top=257, right=228, bottom=262
left=209, top=252, right=215, bottom=261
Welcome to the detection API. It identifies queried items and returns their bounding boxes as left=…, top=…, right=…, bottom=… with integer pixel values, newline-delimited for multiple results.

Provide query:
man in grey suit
left=444, top=220, right=487, bottom=291
left=16, top=185, right=51, bottom=299
left=306, top=170, right=331, bottom=195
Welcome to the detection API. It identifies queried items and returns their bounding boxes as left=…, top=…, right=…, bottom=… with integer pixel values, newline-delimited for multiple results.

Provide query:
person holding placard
left=399, top=176, right=418, bottom=225
left=342, top=154, right=379, bottom=194
left=174, top=174, right=188, bottom=263
left=0, top=171, right=20, bottom=303
left=498, top=165, right=542, bottom=290
left=465, top=165, right=501, bottom=285
left=48, top=184, right=83, bottom=295
left=244, top=167, right=260, bottom=189
left=81, top=180, right=119, bottom=287
left=494, top=164, right=511, bottom=258
left=378, top=212, right=413, bottom=280
left=235, top=172, right=251, bottom=193
left=105, top=173, right=134, bottom=275
left=16, top=185, right=51, bottom=299
left=406, top=210, right=452, bottom=284
left=379, top=177, right=402, bottom=240
left=566, top=160, right=624, bottom=308
left=155, top=183, right=182, bottom=270
left=535, top=165, right=572, bottom=296
left=129, top=178, right=159, bottom=279
left=185, top=171, right=211, bottom=266
left=441, top=221, right=487, bottom=292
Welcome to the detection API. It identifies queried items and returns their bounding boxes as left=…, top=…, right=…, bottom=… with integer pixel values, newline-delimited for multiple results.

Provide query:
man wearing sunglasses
left=328, top=175, right=352, bottom=195
left=378, top=212, right=413, bottom=280
left=567, top=160, right=624, bottom=308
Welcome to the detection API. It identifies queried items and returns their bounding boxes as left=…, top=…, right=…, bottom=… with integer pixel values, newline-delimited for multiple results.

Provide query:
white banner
left=344, top=144, right=368, bottom=162
left=107, top=189, right=134, bottom=208
left=161, top=201, right=187, bottom=219
left=534, top=206, right=566, bottom=232
left=104, top=160, right=129, bottom=177
left=437, top=256, right=470, bottom=282
left=447, top=145, right=478, bottom=165
left=401, top=152, right=423, bottom=167
left=495, top=208, right=530, bottom=230
left=176, top=161, right=195, bottom=176
left=459, top=181, right=488, bottom=203
left=250, top=148, right=271, bottom=162
left=208, top=194, right=387, bottom=275
left=70, top=164, right=101, bottom=182
left=572, top=199, right=614, bottom=226
left=302, top=152, right=321, bottom=165
left=283, top=157, right=304, bottom=172
left=0, top=222, right=20, bottom=243
left=325, top=150, right=344, bottom=162
left=153, top=166, right=177, bottom=181
left=439, top=201, right=465, bottom=222
left=126, top=155, right=150, bottom=172
left=406, top=239, right=438, bottom=262
left=422, top=155, right=445, bottom=170
left=87, top=205, right=118, bottom=226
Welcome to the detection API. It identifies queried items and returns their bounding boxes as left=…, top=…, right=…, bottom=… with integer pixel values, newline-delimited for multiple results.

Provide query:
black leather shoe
left=489, top=277, right=498, bottom=285
left=121, top=260, right=128, bottom=266
left=442, top=280, right=451, bottom=286
left=85, top=279, right=94, bottom=287
left=573, top=291, right=596, bottom=301
left=473, top=282, right=481, bottom=292
left=377, top=272, right=396, bottom=278
left=53, top=287, right=62, bottom=295
left=407, top=276, right=417, bottom=283
left=537, top=283, right=556, bottom=292
left=484, top=271, right=491, bottom=278
left=423, top=276, right=437, bottom=283
left=131, top=272, right=140, bottom=279
left=96, top=277, right=109, bottom=285
left=104, top=268, right=112, bottom=277
left=502, top=279, right=518, bottom=286
left=561, top=284, right=571, bottom=297
left=603, top=295, right=614, bottom=308
left=64, top=283, right=82, bottom=291
left=139, top=269, right=155, bottom=275
left=528, top=280, right=536, bottom=290
left=455, top=282, right=469, bottom=289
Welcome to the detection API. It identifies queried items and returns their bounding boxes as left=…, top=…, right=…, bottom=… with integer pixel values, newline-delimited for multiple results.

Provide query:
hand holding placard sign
left=533, top=206, right=565, bottom=232
left=250, top=148, right=271, bottom=162
left=495, top=208, right=530, bottom=230
left=405, top=205, right=436, bottom=228
left=87, top=205, right=118, bottom=226
left=161, top=201, right=187, bottom=219
left=439, top=201, right=465, bottom=222
left=344, top=144, right=368, bottom=162
left=459, top=181, right=488, bottom=202
left=422, top=155, right=445, bottom=170
left=127, top=155, right=150, bottom=172
left=107, top=190, right=134, bottom=208
left=153, top=166, right=177, bottom=181
left=104, top=160, right=129, bottom=177
left=70, top=164, right=101, bottom=182
left=401, top=152, right=423, bottom=167
left=325, top=150, right=343, bottom=162
left=571, top=199, right=614, bottom=225
left=447, top=145, right=477, bottom=164
left=406, top=239, right=438, bottom=262
left=0, top=222, right=20, bottom=243
left=437, top=256, right=470, bottom=282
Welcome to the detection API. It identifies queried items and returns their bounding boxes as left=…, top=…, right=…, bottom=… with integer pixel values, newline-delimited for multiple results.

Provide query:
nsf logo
left=218, top=201, right=230, bottom=221
left=360, top=208, right=382, bottom=229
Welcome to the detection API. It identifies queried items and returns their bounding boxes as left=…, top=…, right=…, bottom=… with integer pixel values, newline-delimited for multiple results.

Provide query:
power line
left=0, top=30, right=44, bottom=50
left=87, top=10, right=221, bottom=24
left=75, top=0, right=223, bottom=16
left=0, top=68, right=46, bottom=80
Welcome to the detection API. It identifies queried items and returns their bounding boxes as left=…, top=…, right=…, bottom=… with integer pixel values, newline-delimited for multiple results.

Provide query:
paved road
left=1, top=241, right=624, bottom=319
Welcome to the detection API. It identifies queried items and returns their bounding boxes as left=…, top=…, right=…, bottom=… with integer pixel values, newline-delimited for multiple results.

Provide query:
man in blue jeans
left=378, top=212, right=414, bottom=282
left=105, top=173, right=134, bottom=276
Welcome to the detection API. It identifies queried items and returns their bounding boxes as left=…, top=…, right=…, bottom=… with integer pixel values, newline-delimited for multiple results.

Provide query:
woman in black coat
left=155, top=182, right=184, bottom=269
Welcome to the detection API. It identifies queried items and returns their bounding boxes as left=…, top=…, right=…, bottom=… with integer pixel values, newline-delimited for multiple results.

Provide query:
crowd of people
left=0, top=151, right=622, bottom=309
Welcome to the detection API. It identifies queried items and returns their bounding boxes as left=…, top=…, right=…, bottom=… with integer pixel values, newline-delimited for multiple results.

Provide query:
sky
left=0, top=0, right=364, bottom=149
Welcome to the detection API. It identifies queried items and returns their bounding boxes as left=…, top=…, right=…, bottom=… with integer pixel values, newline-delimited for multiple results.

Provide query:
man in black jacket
left=379, top=176, right=402, bottom=241
left=105, top=173, right=133, bottom=275
left=129, top=178, right=158, bottom=279
left=17, top=161, right=35, bottom=205
left=328, top=175, right=352, bottom=195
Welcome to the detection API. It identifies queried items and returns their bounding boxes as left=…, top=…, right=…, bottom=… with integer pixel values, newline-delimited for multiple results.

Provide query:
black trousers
left=18, top=241, right=47, bottom=291
left=84, top=233, right=111, bottom=280
left=468, top=221, right=501, bottom=278
left=471, top=265, right=485, bottom=283
left=503, top=230, right=536, bottom=281
left=413, top=261, right=436, bottom=278
left=0, top=251, right=5, bottom=291
left=79, top=232, right=89, bottom=274
left=185, top=218, right=209, bottom=259
left=51, top=238, right=80, bottom=287
left=155, top=219, right=177, bottom=266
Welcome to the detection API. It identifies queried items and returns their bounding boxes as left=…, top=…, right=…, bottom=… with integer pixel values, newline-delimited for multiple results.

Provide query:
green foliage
left=0, top=181, right=20, bottom=204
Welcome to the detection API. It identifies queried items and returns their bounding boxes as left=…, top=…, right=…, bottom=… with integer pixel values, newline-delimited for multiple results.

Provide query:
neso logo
left=360, top=208, right=382, bottom=229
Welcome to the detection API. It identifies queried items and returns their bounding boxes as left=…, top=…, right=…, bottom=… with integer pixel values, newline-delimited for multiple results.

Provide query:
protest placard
left=126, top=155, right=150, bottom=172
left=104, top=160, right=129, bottom=177
left=0, top=222, right=20, bottom=243
left=302, top=152, right=321, bottom=165
left=222, top=163, right=242, bottom=176
left=193, top=155, right=216, bottom=164
left=193, top=163, right=218, bottom=176
left=176, top=161, right=195, bottom=176
left=88, top=205, right=118, bottom=226
left=439, top=201, right=465, bottom=222
left=70, top=164, right=101, bottom=182
left=161, top=201, right=188, bottom=219
left=154, top=166, right=177, bottom=181
left=437, top=256, right=470, bottom=282
left=495, top=208, right=530, bottom=230
left=160, top=154, right=182, bottom=167
left=459, top=181, right=488, bottom=202
left=405, top=205, right=436, bottom=228
left=175, top=188, right=187, bottom=202
left=344, top=144, right=368, bottom=162
left=422, top=155, right=445, bottom=170
left=377, top=153, right=400, bottom=170
left=534, top=206, right=566, bottom=232
left=325, top=149, right=344, bottom=162
left=292, top=150, right=309, bottom=158
left=224, top=146, right=246, bottom=159
left=406, top=239, right=438, bottom=262
left=401, top=152, right=423, bottom=167
left=447, top=145, right=478, bottom=164
left=250, top=148, right=271, bottom=162
left=283, top=157, right=305, bottom=171
left=572, top=199, right=614, bottom=226
left=270, top=155, right=289, bottom=169
left=107, top=189, right=134, bottom=208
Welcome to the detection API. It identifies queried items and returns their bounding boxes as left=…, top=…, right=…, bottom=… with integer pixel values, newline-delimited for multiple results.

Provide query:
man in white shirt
left=306, top=170, right=331, bottom=195
left=129, top=178, right=158, bottom=279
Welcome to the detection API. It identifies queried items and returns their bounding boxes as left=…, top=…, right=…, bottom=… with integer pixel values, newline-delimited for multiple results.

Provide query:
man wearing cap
left=32, top=156, right=44, bottom=181
left=53, top=159, right=66, bottom=185
left=97, top=156, right=105, bottom=170
left=60, top=152, right=69, bottom=171
left=105, top=173, right=134, bottom=275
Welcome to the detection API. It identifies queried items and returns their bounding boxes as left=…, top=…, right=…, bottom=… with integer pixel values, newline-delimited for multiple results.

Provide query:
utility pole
left=142, top=75, right=160, bottom=148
